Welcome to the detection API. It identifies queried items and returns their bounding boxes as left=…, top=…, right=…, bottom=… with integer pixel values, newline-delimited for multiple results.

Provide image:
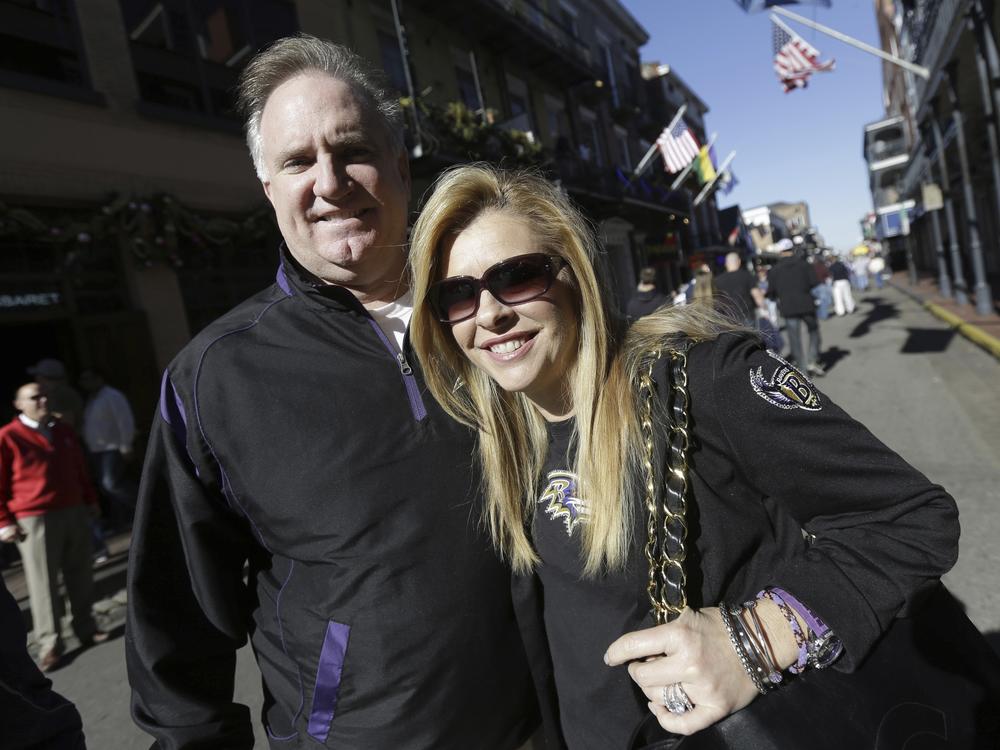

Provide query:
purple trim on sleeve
left=159, top=370, right=199, bottom=477
left=307, top=620, right=351, bottom=743
left=276, top=259, right=294, bottom=297
left=768, top=587, right=829, bottom=637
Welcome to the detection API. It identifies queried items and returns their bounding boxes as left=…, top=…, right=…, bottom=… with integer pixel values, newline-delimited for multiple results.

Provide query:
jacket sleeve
left=704, top=335, right=959, bottom=670
left=125, top=371, right=256, bottom=749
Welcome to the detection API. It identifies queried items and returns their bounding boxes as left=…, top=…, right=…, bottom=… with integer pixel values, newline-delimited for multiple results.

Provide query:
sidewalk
left=887, top=271, right=1000, bottom=359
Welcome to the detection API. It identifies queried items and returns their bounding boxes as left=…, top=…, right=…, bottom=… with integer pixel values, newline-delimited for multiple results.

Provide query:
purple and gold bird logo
left=538, top=470, right=589, bottom=536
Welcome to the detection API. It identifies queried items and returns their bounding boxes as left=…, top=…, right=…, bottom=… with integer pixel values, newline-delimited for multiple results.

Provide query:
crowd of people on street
left=2, top=34, right=992, bottom=750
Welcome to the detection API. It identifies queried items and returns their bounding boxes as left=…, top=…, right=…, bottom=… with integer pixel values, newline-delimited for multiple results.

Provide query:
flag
left=656, top=118, right=700, bottom=173
left=719, top=169, right=738, bottom=195
left=694, top=146, right=716, bottom=185
left=733, top=0, right=831, bottom=12
left=773, top=21, right=835, bottom=92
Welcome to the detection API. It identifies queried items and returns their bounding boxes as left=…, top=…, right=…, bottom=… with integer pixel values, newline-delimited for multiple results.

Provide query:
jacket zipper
left=365, top=318, right=427, bottom=421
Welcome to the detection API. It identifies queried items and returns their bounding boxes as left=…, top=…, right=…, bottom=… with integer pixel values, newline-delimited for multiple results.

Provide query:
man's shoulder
left=171, top=284, right=288, bottom=370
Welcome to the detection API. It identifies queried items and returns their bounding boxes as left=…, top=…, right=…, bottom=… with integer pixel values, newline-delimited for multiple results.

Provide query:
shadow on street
left=901, top=328, right=956, bottom=354
left=849, top=297, right=900, bottom=339
left=819, top=345, right=850, bottom=373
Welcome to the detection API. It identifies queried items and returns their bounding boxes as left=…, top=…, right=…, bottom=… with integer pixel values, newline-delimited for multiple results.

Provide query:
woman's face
left=439, top=210, right=579, bottom=420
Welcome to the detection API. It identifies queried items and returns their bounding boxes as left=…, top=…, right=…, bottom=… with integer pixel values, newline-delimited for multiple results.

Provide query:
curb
left=888, top=281, right=1000, bottom=360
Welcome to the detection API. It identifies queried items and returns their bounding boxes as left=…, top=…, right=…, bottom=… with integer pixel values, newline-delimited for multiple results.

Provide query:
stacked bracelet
left=719, top=603, right=770, bottom=695
left=744, top=602, right=783, bottom=685
left=759, top=588, right=810, bottom=674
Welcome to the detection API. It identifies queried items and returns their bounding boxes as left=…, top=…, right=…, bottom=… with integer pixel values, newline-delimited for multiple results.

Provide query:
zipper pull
left=396, top=352, right=413, bottom=376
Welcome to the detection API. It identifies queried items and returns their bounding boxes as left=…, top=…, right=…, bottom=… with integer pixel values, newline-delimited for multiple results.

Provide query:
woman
left=408, top=165, right=958, bottom=748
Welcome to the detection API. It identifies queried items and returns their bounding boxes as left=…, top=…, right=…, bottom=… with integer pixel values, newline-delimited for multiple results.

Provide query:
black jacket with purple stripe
left=125, top=248, right=539, bottom=749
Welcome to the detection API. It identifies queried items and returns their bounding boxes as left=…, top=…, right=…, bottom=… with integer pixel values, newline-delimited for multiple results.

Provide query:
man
left=767, top=249, right=825, bottom=377
left=79, top=368, right=136, bottom=528
left=829, top=256, right=855, bottom=316
left=126, top=36, right=540, bottom=749
left=0, top=383, right=107, bottom=672
left=713, top=252, right=764, bottom=327
left=27, top=359, right=84, bottom=431
left=626, top=266, right=668, bottom=320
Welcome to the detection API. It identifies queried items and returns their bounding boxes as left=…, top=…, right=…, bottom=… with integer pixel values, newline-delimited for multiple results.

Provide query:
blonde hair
left=410, top=164, right=742, bottom=574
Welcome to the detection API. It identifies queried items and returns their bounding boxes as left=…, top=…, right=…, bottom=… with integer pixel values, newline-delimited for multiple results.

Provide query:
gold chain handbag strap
left=638, top=346, right=692, bottom=625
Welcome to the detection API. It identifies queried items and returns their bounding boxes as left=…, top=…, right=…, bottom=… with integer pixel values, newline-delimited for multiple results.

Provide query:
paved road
left=33, top=283, right=1000, bottom=748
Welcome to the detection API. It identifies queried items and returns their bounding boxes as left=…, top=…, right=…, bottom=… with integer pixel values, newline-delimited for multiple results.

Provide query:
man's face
left=259, top=72, right=411, bottom=302
left=14, top=383, right=48, bottom=422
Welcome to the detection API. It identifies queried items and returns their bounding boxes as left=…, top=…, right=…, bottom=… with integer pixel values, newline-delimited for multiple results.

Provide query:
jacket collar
left=275, top=243, right=367, bottom=313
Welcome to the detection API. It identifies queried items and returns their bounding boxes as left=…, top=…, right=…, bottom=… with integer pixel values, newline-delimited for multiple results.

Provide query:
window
left=377, top=29, right=407, bottom=94
left=596, top=31, right=619, bottom=108
left=613, top=125, right=630, bottom=169
left=545, top=94, right=570, bottom=148
left=578, top=107, right=602, bottom=166
left=504, top=74, right=534, bottom=133
left=119, top=0, right=297, bottom=123
left=0, top=0, right=91, bottom=92
left=558, top=1, right=578, bottom=37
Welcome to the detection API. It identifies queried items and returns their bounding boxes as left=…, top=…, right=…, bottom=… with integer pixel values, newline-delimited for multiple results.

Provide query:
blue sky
left=622, top=0, right=885, bottom=250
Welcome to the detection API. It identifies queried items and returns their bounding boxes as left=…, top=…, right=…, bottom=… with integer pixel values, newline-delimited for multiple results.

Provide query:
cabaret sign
left=0, top=292, right=61, bottom=309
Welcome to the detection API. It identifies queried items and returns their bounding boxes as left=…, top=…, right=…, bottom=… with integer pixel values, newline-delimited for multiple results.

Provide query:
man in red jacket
left=0, top=382, right=108, bottom=672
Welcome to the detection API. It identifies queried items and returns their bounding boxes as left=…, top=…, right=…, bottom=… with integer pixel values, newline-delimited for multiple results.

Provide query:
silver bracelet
left=720, top=603, right=769, bottom=695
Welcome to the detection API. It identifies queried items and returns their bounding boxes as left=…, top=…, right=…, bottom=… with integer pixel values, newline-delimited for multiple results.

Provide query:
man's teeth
left=490, top=339, right=524, bottom=354
left=319, top=209, right=363, bottom=221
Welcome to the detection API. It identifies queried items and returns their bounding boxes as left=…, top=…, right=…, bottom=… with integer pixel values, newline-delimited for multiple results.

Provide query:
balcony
left=406, top=0, right=598, bottom=86
left=904, top=0, right=971, bottom=106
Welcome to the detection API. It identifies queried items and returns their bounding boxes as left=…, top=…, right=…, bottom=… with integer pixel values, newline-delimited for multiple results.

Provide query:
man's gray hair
left=236, top=34, right=404, bottom=180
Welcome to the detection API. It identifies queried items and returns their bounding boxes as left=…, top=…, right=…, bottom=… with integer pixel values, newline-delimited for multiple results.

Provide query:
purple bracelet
left=764, top=587, right=844, bottom=670
left=759, top=589, right=809, bottom=674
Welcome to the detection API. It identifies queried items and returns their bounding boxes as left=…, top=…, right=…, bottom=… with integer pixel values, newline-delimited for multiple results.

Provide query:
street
left=32, top=283, right=1000, bottom=748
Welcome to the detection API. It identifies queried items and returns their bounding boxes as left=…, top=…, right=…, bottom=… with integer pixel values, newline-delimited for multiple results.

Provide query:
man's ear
left=262, top=179, right=274, bottom=206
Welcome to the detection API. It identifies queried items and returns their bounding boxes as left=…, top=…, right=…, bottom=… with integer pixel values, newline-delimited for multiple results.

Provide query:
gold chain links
left=641, top=348, right=691, bottom=626
left=638, top=346, right=662, bottom=623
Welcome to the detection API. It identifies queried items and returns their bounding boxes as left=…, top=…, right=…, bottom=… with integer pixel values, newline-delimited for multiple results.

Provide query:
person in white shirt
left=79, top=369, right=136, bottom=534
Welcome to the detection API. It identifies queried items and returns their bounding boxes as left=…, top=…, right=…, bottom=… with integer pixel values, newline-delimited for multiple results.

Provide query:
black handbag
left=629, top=348, right=1000, bottom=750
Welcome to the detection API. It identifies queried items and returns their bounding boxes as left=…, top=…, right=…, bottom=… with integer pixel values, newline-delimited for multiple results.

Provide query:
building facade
left=866, top=0, right=999, bottom=313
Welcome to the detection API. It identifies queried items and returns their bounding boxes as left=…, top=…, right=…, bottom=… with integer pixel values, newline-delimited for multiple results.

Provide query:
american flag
left=656, top=118, right=701, bottom=173
left=772, top=22, right=835, bottom=92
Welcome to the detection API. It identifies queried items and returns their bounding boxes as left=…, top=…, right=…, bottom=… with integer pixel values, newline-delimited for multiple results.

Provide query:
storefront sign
left=0, top=292, right=61, bottom=309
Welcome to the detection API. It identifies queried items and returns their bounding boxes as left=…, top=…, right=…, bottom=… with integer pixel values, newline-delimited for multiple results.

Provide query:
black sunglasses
left=429, top=253, right=568, bottom=324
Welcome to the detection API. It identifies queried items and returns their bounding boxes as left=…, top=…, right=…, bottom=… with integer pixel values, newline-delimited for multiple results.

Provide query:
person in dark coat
left=767, top=249, right=825, bottom=377
left=626, top=266, right=668, bottom=321
left=0, top=575, right=86, bottom=749
left=713, top=252, right=764, bottom=327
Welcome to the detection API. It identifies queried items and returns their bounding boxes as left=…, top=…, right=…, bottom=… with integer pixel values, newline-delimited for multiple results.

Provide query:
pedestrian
left=767, top=249, right=825, bottom=377
left=26, top=359, right=84, bottom=431
left=626, top=266, right=668, bottom=321
left=713, top=252, right=764, bottom=327
left=810, top=255, right=833, bottom=320
left=0, top=383, right=108, bottom=673
left=1, top=575, right=87, bottom=749
left=79, top=368, right=136, bottom=531
left=687, top=263, right=713, bottom=305
left=829, top=256, right=855, bottom=316
left=868, top=254, right=886, bottom=290
left=852, top=255, right=869, bottom=291
left=126, top=36, right=539, bottom=749
left=407, top=164, right=959, bottom=748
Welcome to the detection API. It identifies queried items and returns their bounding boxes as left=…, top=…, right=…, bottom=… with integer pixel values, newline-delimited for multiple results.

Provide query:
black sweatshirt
left=126, top=248, right=538, bottom=749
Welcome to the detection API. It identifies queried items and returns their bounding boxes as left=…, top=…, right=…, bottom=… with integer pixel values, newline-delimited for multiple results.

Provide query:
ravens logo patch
left=749, top=351, right=822, bottom=411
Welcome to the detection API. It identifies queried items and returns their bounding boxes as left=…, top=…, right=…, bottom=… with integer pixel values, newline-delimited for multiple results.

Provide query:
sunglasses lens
left=491, top=257, right=552, bottom=304
left=435, top=279, right=478, bottom=322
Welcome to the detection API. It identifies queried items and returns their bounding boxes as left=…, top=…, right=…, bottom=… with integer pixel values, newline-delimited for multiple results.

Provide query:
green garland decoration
left=0, top=194, right=276, bottom=268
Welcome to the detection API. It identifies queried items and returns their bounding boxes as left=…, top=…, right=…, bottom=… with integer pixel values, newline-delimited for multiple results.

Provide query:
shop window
left=456, top=65, right=480, bottom=112
left=0, top=0, right=91, bottom=93
left=119, top=0, right=298, bottom=124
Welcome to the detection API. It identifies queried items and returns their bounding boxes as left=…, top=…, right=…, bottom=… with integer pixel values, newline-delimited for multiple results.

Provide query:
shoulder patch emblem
left=538, top=470, right=589, bottom=536
left=749, top=351, right=822, bottom=411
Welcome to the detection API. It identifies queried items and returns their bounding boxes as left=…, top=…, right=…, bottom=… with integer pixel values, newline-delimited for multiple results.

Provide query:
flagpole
left=694, top=150, right=736, bottom=206
left=770, top=6, right=930, bottom=79
left=671, top=132, right=717, bottom=190
left=632, top=103, right=687, bottom=177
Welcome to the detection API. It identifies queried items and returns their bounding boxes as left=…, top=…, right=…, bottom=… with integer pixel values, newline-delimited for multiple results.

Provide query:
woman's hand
left=604, top=607, right=760, bottom=736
